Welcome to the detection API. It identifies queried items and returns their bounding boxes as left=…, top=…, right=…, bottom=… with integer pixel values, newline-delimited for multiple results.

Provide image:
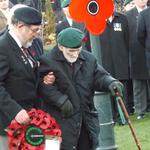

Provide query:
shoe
left=137, top=114, right=145, bottom=120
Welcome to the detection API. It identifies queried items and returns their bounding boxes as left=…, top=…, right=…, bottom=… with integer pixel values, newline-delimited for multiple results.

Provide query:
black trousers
left=77, top=121, right=91, bottom=150
left=61, top=121, right=91, bottom=150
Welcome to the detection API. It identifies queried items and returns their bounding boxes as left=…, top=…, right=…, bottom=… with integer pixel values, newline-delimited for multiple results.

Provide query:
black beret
left=14, top=7, right=42, bottom=25
left=57, top=27, right=84, bottom=48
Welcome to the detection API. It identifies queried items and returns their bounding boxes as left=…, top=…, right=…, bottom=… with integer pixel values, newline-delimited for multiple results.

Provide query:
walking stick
left=115, top=90, right=142, bottom=150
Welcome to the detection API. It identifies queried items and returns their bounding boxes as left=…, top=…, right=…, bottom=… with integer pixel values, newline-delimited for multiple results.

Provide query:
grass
left=115, top=112, right=150, bottom=150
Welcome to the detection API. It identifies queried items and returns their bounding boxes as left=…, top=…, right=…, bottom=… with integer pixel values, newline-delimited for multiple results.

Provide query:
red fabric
left=69, top=0, right=114, bottom=35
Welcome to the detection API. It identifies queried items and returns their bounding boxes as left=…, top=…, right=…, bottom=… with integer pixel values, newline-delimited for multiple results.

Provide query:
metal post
left=90, top=34, right=117, bottom=150
left=94, top=92, right=117, bottom=150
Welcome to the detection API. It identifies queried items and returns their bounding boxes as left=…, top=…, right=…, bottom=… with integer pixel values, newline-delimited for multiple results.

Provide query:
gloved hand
left=108, top=81, right=124, bottom=97
left=60, top=99, right=74, bottom=118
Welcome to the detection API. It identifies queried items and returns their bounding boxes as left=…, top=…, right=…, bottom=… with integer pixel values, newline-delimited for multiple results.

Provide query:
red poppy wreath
left=7, top=108, right=62, bottom=150
left=69, top=0, right=114, bottom=35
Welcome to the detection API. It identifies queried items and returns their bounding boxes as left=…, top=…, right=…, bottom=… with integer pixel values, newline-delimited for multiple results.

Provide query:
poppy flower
left=69, top=0, right=114, bottom=35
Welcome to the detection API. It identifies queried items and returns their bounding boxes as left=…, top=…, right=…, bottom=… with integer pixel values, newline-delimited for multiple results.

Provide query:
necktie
left=22, top=47, right=36, bottom=68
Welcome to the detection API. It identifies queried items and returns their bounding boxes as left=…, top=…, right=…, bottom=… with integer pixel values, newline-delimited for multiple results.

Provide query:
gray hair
left=8, top=4, right=28, bottom=25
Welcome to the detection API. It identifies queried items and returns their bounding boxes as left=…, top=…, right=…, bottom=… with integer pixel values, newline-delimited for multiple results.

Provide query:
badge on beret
left=69, top=0, right=114, bottom=35
left=7, top=108, right=62, bottom=150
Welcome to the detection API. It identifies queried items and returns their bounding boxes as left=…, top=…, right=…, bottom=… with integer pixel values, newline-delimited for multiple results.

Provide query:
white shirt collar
left=66, top=16, right=73, bottom=26
left=108, top=16, right=113, bottom=23
left=136, top=6, right=147, bottom=13
left=9, top=30, right=22, bottom=48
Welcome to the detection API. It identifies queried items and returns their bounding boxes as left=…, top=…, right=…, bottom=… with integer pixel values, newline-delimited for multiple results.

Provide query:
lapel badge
left=37, top=61, right=40, bottom=67
left=21, top=55, right=28, bottom=64
left=113, top=23, right=122, bottom=31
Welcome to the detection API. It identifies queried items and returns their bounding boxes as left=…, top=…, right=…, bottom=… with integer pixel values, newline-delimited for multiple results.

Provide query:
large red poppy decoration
left=7, top=109, right=61, bottom=150
left=69, top=0, right=114, bottom=35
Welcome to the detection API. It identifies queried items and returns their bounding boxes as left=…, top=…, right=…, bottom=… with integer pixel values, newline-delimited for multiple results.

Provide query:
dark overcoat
left=39, top=46, right=116, bottom=150
left=55, top=18, right=85, bottom=36
left=29, top=38, right=43, bottom=60
left=137, top=7, right=150, bottom=70
left=125, top=7, right=149, bottom=79
left=0, top=31, right=39, bottom=134
left=99, top=12, right=129, bottom=80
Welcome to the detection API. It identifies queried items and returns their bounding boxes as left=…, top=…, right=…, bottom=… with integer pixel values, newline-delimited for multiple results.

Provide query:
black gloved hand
left=60, top=99, right=74, bottom=118
left=108, top=81, right=124, bottom=97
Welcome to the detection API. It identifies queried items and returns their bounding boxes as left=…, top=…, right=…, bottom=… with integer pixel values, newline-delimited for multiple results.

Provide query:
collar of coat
left=51, top=45, right=86, bottom=62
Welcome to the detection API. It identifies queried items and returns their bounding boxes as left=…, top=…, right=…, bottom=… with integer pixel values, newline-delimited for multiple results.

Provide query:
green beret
left=61, top=0, right=70, bottom=8
left=124, top=0, right=133, bottom=6
left=57, top=27, right=84, bottom=48
left=14, top=7, right=42, bottom=25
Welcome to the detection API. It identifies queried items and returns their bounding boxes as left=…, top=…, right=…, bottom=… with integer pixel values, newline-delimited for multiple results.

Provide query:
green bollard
left=94, top=92, right=118, bottom=150
left=90, top=34, right=117, bottom=150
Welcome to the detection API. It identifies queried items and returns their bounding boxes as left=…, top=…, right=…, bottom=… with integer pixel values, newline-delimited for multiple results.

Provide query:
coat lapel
left=7, top=33, right=37, bottom=81
left=73, top=53, right=85, bottom=78
left=52, top=47, right=85, bottom=79
left=132, top=7, right=139, bottom=21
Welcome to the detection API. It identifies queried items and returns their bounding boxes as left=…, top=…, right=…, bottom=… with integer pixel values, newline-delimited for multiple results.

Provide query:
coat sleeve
left=137, top=12, right=146, bottom=48
left=39, top=57, right=68, bottom=108
left=93, top=59, right=117, bottom=91
left=0, top=51, right=22, bottom=122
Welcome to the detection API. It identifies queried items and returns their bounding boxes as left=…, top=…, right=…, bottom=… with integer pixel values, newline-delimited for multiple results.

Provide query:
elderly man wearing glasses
left=0, top=6, right=55, bottom=150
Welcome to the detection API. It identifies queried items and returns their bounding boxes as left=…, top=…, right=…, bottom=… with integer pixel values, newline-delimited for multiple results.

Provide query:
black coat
left=29, top=38, right=43, bottom=60
left=99, top=12, right=129, bottom=80
left=39, top=46, right=116, bottom=150
left=125, top=7, right=149, bottom=79
left=137, top=7, right=150, bottom=69
left=0, top=32, right=39, bottom=134
left=56, top=18, right=85, bottom=36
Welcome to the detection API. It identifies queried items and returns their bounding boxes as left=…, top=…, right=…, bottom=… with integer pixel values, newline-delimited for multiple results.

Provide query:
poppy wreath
left=69, top=0, right=114, bottom=35
left=7, top=108, right=62, bottom=150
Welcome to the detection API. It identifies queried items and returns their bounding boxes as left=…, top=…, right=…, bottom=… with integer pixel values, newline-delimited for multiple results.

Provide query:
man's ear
left=58, top=44, right=64, bottom=52
left=17, top=22, right=24, bottom=29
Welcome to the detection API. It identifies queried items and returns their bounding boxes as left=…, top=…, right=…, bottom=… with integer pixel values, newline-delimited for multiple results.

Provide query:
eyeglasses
left=24, top=24, right=42, bottom=33
left=28, top=26, right=42, bottom=33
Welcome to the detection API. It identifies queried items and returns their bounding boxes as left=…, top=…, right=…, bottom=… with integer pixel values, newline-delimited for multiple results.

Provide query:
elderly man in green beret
left=39, top=27, right=124, bottom=150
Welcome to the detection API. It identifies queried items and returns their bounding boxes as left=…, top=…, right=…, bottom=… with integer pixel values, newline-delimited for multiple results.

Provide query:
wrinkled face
left=0, top=0, right=9, bottom=10
left=18, top=23, right=42, bottom=48
left=134, top=0, right=148, bottom=8
left=59, top=45, right=81, bottom=63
